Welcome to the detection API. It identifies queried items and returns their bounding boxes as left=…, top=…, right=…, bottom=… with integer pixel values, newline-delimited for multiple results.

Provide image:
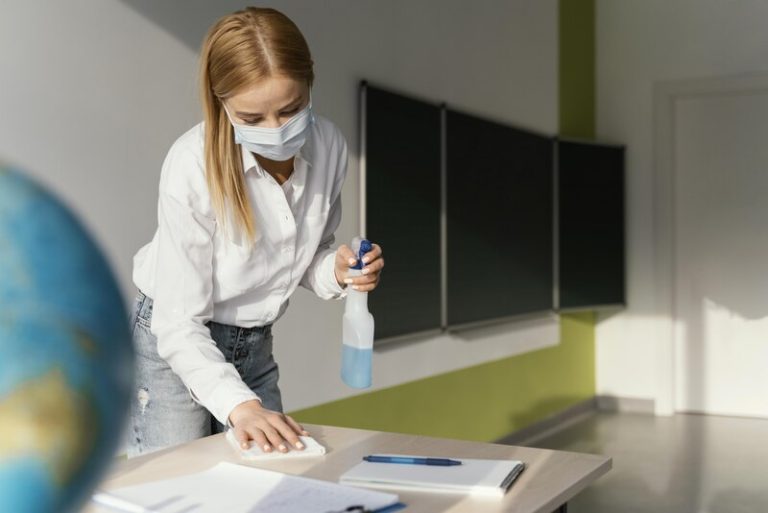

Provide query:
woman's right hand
left=228, top=399, right=309, bottom=452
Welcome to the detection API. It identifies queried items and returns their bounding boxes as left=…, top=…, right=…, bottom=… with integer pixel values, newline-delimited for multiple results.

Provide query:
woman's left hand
left=334, top=243, right=384, bottom=292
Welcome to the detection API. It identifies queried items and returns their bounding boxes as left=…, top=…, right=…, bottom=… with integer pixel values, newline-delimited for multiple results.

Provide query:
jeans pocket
left=135, top=293, right=153, bottom=329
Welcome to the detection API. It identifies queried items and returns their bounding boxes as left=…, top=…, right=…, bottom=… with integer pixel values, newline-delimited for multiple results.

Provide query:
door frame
left=653, top=73, right=768, bottom=415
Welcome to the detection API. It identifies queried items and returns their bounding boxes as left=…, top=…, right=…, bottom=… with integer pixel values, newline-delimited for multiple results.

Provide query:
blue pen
left=363, top=455, right=462, bottom=466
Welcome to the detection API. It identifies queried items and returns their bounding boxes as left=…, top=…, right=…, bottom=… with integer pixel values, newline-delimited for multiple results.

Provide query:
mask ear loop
left=221, top=100, right=239, bottom=125
left=307, top=90, right=315, bottom=124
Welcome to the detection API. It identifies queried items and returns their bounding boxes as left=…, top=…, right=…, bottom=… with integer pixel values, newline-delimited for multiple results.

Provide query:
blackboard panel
left=446, top=110, right=554, bottom=326
left=558, top=140, right=625, bottom=308
left=364, top=84, right=442, bottom=340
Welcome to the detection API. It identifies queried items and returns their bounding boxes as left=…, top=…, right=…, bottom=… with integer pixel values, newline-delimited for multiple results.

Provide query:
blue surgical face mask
left=224, top=98, right=314, bottom=161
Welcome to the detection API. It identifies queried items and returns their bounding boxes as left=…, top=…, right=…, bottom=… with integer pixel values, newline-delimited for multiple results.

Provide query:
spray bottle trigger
left=350, top=238, right=373, bottom=270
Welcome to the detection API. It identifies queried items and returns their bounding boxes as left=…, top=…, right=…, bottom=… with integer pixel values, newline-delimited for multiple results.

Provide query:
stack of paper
left=340, top=454, right=525, bottom=497
left=93, top=462, right=400, bottom=513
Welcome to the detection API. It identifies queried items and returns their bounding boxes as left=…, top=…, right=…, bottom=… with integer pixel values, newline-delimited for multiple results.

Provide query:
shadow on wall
left=117, top=0, right=242, bottom=50
left=118, top=0, right=361, bottom=53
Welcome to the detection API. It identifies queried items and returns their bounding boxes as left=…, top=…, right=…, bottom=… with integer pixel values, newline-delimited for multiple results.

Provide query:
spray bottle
left=341, top=237, right=375, bottom=388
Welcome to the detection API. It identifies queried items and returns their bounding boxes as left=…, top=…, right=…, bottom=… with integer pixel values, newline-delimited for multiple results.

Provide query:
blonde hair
left=199, top=7, right=314, bottom=242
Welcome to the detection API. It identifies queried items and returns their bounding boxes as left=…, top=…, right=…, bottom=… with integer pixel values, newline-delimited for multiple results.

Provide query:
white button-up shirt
left=132, top=114, right=348, bottom=424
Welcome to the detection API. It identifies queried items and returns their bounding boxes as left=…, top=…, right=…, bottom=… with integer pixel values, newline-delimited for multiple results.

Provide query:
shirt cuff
left=190, top=381, right=261, bottom=427
left=319, top=250, right=347, bottom=299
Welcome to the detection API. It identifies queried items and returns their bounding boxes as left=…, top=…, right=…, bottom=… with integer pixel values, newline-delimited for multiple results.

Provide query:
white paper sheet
left=225, top=429, right=326, bottom=460
left=93, top=462, right=399, bottom=513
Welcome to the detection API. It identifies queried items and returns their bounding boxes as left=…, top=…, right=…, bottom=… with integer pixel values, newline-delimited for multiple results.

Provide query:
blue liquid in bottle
left=341, top=344, right=372, bottom=389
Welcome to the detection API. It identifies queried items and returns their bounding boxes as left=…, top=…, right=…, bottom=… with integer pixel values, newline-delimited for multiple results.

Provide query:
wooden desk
left=84, top=424, right=610, bottom=513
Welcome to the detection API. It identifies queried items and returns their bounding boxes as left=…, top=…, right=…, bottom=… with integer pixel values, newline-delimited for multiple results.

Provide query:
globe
left=0, top=165, right=134, bottom=512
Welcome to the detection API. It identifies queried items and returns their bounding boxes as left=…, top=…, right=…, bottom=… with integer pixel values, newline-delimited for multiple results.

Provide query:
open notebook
left=340, top=454, right=525, bottom=497
left=92, top=462, right=401, bottom=513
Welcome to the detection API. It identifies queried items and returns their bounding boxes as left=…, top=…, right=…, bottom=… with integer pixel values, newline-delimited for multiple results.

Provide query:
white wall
left=0, top=0, right=200, bottom=296
left=1, top=0, right=560, bottom=411
left=595, top=0, right=768, bottom=411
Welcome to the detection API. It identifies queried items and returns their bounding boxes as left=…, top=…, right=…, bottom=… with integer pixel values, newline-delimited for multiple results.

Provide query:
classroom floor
left=521, top=412, right=768, bottom=513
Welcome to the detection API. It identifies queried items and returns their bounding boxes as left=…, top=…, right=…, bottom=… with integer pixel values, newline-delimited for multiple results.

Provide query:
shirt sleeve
left=299, top=195, right=345, bottom=299
left=150, top=156, right=260, bottom=426
left=299, top=131, right=349, bottom=300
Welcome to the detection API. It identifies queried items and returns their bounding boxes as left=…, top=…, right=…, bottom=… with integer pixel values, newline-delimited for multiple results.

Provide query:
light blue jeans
left=127, top=291, right=282, bottom=457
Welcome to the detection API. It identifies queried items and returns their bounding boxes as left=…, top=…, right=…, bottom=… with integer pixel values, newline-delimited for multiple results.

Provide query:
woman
left=129, top=7, right=383, bottom=457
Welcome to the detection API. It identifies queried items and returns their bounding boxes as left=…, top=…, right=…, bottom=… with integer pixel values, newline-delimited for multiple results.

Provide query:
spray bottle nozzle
left=350, top=237, right=373, bottom=270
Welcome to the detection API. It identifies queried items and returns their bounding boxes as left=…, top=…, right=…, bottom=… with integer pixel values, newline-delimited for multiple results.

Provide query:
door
left=673, top=88, right=768, bottom=417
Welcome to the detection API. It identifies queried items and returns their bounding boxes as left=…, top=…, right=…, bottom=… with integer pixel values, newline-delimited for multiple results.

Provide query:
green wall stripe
left=559, top=0, right=595, bottom=139
left=292, top=313, right=595, bottom=441
left=290, top=1, right=597, bottom=442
